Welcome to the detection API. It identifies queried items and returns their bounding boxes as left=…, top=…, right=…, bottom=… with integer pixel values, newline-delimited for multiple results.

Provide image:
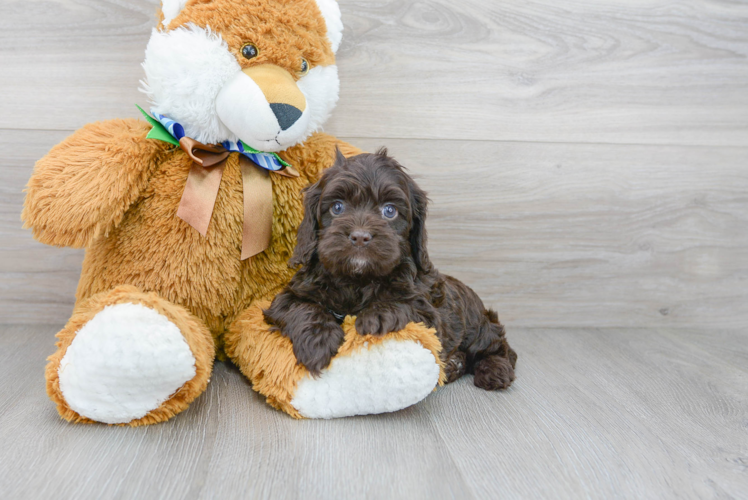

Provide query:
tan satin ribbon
left=175, top=137, right=299, bottom=260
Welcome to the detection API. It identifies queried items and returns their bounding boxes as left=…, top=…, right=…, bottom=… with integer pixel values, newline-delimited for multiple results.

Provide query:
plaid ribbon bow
left=149, top=109, right=293, bottom=172
left=137, top=105, right=299, bottom=260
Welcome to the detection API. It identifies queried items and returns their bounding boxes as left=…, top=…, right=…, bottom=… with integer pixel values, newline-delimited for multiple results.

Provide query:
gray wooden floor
left=1, top=0, right=747, bottom=499
left=1, top=325, right=746, bottom=499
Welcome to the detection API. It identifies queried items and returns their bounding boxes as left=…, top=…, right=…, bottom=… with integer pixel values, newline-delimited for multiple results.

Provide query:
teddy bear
left=22, top=0, right=443, bottom=425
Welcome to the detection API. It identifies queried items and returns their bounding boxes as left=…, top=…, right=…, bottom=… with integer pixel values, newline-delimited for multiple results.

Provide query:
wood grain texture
left=334, top=0, right=748, bottom=146
left=1, top=0, right=747, bottom=146
left=356, top=138, right=748, bottom=329
left=423, top=327, right=748, bottom=499
left=4, top=129, right=747, bottom=328
left=1, top=324, right=745, bottom=499
left=1, top=1, right=747, bottom=498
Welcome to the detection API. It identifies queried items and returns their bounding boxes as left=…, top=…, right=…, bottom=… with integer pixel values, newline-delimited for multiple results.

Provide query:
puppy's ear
left=408, top=178, right=433, bottom=273
left=334, top=146, right=347, bottom=167
left=290, top=181, right=323, bottom=268
left=290, top=148, right=345, bottom=267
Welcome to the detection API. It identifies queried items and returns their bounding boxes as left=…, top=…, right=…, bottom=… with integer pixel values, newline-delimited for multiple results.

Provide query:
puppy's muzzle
left=349, top=230, right=372, bottom=247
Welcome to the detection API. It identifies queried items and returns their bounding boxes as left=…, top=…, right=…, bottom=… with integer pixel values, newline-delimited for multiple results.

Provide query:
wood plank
left=0, top=0, right=156, bottom=130
left=1, top=325, right=746, bottom=499
left=1, top=1, right=747, bottom=146
left=5, top=129, right=746, bottom=328
left=333, top=0, right=748, bottom=146
left=423, top=327, right=748, bottom=499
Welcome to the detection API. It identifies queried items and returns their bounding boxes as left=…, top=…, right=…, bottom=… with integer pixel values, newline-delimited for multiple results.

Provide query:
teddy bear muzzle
left=215, top=64, right=311, bottom=153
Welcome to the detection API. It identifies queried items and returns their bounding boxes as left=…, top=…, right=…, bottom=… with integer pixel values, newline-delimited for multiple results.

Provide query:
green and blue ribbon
left=137, top=105, right=290, bottom=171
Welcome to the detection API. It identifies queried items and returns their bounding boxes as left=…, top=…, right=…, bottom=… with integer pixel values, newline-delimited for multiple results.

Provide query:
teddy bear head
left=141, top=0, right=343, bottom=153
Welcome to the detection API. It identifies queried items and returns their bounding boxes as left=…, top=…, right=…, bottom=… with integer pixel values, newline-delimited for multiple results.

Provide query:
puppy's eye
left=382, top=204, right=398, bottom=219
left=300, top=58, right=310, bottom=75
left=330, top=201, right=345, bottom=216
left=241, top=43, right=259, bottom=60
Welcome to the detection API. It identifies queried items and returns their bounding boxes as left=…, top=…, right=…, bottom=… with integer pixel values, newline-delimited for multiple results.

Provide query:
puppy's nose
left=270, top=103, right=302, bottom=131
left=349, top=230, right=372, bottom=247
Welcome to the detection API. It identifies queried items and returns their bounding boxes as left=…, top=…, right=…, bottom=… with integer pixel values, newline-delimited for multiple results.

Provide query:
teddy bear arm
left=22, top=118, right=169, bottom=248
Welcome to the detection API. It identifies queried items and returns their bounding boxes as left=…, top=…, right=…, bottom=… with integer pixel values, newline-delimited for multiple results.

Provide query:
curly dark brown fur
left=264, top=149, right=517, bottom=387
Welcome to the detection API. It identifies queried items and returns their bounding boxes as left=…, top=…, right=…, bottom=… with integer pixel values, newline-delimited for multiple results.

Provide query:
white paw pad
left=291, top=339, right=441, bottom=419
left=58, top=303, right=196, bottom=424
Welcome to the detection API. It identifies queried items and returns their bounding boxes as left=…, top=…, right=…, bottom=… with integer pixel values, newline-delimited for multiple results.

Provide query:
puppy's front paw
left=355, top=313, right=386, bottom=336
left=355, top=305, right=411, bottom=336
left=288, top=321, right=346, bottom=376
left=444, top=351, right=467, bottom=384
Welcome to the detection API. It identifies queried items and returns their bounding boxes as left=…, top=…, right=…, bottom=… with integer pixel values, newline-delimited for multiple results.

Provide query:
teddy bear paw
left=57, top=303, right=197, bottom=424
left=290, top=338, right=441, bottom=419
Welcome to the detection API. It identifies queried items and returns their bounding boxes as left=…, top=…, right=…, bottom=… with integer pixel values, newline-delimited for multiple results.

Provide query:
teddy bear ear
left=314, top=0, right=344, bottom=53
left=161, top=0, right=189, bottom=27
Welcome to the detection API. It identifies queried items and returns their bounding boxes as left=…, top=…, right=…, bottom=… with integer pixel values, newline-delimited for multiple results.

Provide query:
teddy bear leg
left=225, top=301, right=445, bottom=419
left=46, top=285, right=214, bottom=426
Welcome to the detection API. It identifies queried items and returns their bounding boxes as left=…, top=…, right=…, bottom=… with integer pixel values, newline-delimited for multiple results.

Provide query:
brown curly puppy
left=264, top=149, right=517, bottom=389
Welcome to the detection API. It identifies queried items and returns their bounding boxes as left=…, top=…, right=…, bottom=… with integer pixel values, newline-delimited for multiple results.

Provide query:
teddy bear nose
left=349, top=230, right=372, bottom=247
left=270, top=103, right=303, bottom=131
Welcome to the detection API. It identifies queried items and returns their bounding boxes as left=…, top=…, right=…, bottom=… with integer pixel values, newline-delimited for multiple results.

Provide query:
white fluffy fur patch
left=141, top=24, right=241, bottom=145
left=296, top=64, right=340, bottom=142
left=314, top=0, right=344, bottom=53
left=291, top=339, right=441, bottom=419
left=161, top=0, right=188, bottom=27
left=58, top=303, right=196, bottom=425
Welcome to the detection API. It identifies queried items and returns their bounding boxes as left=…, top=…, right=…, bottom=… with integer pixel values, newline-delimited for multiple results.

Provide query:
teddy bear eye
left=382, top=204, right=398, bottom=219
left=241, top=43, right=259, bottom=60
left=300, top=58, right=310, bottom=75
left=330, top=201, right=345, bottom=216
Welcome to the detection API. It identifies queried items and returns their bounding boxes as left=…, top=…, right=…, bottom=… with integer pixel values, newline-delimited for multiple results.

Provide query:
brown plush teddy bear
left=22, top=0, right=443, bottom=424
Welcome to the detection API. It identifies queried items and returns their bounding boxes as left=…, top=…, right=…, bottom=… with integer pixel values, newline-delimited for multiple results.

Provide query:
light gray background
left=1, top=1, right=746, bottom=499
